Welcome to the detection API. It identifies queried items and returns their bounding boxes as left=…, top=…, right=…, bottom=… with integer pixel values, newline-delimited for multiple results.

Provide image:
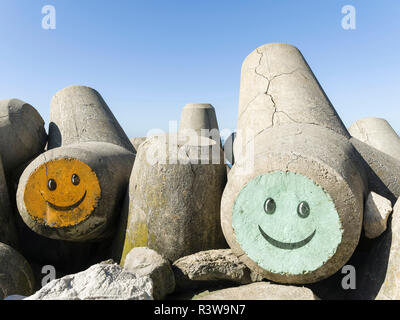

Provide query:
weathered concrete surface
left=307, top=197, right=400, bottom=300
left=116, top=133, right=228, bottom=264
left=17, top=141, right=134, bottom=241
left=0, top=156, right=18, bottom=248
left=349, top=118, right=400, bottom=160
left=351, top=137, right=400, bottom=204
left=195, top=282, right=318, bottom=300
left=235, top=43, right=349, bottom=162
left=48, top=85, right=134, bottom=152
left=123, top=247, right=175, bottom=300
left=178, top=103, right=220, bottom=143
left=364, top=192, right=392, bottom=239
left=130, top=137, right=147, bottom=153
left=221, top=124, right=367, bottom=284
left=172, top=249, right=260, bottom=292
left=0, top=243, right=35, bottom=300
left=0, top=99, right=47, bottom=173
left=25, top=263, right=153, bottom=300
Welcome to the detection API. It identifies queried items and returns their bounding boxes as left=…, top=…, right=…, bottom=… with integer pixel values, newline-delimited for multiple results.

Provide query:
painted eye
left=264, top=198, right=276, bottom=215
left=48, top=179, right=57, bottom=191
left=297, top=201, right=310, bottom=218
left=71, top=174, right=80, bottom=186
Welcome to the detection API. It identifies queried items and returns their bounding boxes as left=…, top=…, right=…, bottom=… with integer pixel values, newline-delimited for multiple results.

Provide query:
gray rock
left=173, top=249, right=259, bottom=291
left=123, top=247, right=175, bottom=300
left=195, top=282, right=318, bottom=300
left=363, top=192, right=392, bottom=239
left=0, top=243, right=35, bottom=300
left=25, top=263, right=153, bottom=300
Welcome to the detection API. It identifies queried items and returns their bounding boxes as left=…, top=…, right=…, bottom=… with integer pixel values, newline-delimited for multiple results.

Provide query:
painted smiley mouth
left=47, top=191, right=87, bottom=211
left=258, top=225, right=316, bottom=250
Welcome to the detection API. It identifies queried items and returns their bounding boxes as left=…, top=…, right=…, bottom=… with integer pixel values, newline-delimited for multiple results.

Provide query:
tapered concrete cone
left=349, top=117, right=400, bottom=160
left=178, top=103, right=221, bottom=143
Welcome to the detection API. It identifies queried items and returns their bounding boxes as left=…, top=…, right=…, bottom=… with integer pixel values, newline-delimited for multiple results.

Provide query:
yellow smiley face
left=23, top=158, right=101, bottom=228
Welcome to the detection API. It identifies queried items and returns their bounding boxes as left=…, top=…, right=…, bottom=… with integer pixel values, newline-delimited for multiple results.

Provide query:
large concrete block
left=115, top=134, right=227, bottom=264
left=235, top=43, right=349, bottom=162
left=16, top=86, right=135, bottom=242
left=17, top=142, right=134, bottom=242
left=178, top=103, right=220, bottom=143
left=48, top=85, right=134, bottom=152
left=0, top=99, right=47, bottom=173
left=221, top=124, right=367, bottom=284
left=349, top=117, right=400, bottom=160
left=351, top=137, right=400, bottom=204
left=222, top=43, right=368, bottom=285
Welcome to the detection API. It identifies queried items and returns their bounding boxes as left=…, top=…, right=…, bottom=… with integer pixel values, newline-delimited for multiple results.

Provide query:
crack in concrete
left=239, top=48, right=306, bottom=123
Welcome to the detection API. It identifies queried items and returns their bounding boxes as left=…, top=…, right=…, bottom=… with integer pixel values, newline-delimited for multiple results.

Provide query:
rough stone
left=195, top=282, right=318, bottom=300
left=25, top=263, right=153, bottom=300
left=172, top=249, right=258, bottom=292
left=363, top=192, right=392, bottom=239
left=349, top=117, right=400, bottom=160
left=123, top=247, right=175, bottom=300
left=115, top=133, right=227, bottom=264
left=0, top=243, right=35, bottom=300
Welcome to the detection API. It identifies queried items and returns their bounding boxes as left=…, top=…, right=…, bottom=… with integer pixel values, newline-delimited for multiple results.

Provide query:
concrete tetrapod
left=0, top=156, right=18, bottom=248
left=17, top=86, right=135, bottom=241
left=350, top=137, right=400, bottom=204
left=0, top=242, right=35, bottom=299
left=221, top=124, right=367, bottom=284
left=116, top=133, right=227, bottom=264
left=178, top=103, right=221, bottom=143
left=222, top=43, right=367, bottom=284
left=349, top=117, right=400, bottom=160
left=234, top=43, right=348, bottom=163
left=0, top=99, right=47, bottom=173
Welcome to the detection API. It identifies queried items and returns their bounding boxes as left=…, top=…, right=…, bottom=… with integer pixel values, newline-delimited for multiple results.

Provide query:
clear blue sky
left=0, top=1, right=399, bottom=138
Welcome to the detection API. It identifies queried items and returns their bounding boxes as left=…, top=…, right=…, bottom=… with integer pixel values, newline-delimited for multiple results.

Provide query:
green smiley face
left=232, top=171, right=343, bottom=275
